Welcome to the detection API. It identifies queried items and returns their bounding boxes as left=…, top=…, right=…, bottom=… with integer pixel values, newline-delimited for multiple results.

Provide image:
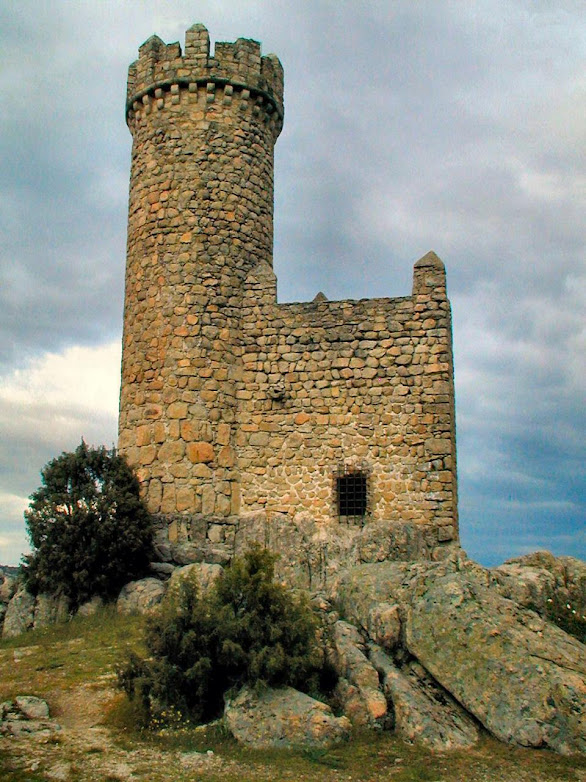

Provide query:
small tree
left=118, top=546, right=331, bottom=725
left=212, top=546, right=324, bottom=689
left=23, top=441, right=154, bottom=609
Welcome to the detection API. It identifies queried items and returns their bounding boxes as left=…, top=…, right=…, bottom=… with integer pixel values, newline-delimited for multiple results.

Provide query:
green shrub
left=542, top=594, right=586, bottom=644
left=118, top=546, right=332, bottom=726
left=23, top=441, right=154, bottom=610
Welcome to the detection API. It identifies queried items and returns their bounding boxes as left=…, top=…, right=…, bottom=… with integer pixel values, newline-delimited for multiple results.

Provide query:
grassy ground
left=1, top=608, right=585, bottom=782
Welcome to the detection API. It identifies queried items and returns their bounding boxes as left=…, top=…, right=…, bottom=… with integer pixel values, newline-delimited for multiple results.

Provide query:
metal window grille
left=336, top=471, right=367, bottom=518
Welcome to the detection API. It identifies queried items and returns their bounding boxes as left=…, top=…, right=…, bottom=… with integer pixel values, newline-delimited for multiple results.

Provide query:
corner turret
left=119, top=24, right=284, bottom=523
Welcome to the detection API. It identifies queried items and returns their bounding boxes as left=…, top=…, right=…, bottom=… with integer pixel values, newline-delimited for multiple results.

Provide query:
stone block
left=136, top=425, right=152, bottom=446
left=176, top=486, right=195, bottom=512
left=217, top=445, right=236, bottom=467
left=160, top=485, right=177, bottom=514
left=139, top=445, right=157, bottom=465
left=437, top=525, right=454, bottom=542
left=180, top=420, right=199, bottom=441
left=216, top=492, right=232, bottom=517
left=201, top=485, right=216, bottom=515
left=158, top=441, right=185, bottom=463
left=217, top=422, right=231, bottom=445
left=425, top=438, right=451, bottom=455
left=186, top=441, right=214, bottom=463
left=249, top=432, right=270, bottom=446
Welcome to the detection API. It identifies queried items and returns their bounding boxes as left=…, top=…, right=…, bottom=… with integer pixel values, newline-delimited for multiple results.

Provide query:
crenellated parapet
left=126, top=23, right=283, bottom=135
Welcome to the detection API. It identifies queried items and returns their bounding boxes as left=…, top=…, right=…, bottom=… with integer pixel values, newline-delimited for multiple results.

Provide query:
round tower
left=118, top=25, right=284, bottom=525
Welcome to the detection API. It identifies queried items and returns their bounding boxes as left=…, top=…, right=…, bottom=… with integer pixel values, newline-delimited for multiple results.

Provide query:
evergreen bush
left=118, top=546, right=332, bottom=725
left=541, top=594, right=586, bottom=644
left=23, top=441, right=154, bottom=610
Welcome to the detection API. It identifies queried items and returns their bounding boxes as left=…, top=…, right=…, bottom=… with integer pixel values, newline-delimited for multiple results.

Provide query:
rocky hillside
left=1, top=607, right=585, bottom=782
left=1, top=548, right=585, bottom=778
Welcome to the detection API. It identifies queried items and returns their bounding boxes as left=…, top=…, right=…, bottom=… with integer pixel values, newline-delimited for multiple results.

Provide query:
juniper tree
left=23, top=441, right=153, bottom=609
left=118, top=546, right=332, bottom=725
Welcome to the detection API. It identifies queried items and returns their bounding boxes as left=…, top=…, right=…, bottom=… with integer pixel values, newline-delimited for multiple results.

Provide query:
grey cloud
left=0, top=1, right=584, bottom=566
left=0, top=399, right=117, bottom=494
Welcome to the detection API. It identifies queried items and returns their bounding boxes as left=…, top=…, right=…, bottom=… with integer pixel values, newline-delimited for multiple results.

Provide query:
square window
left=336, top=471, right=367, bottom=517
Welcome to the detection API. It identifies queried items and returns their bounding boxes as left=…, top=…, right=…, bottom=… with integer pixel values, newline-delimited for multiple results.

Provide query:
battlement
left=127, top=23, right=283, bottom=123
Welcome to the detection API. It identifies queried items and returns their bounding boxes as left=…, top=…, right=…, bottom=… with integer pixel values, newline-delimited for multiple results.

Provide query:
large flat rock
left=224, top=685, right=351, bottom=749
left=405, top=569, right=586, bottom=755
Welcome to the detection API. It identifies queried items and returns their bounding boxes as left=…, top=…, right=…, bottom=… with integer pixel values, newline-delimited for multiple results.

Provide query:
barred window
left=336, top=471, right=367, bottom=517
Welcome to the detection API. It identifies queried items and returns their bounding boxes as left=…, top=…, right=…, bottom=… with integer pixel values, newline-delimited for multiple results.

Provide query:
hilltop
left=1, top=607, right=585, bottom=782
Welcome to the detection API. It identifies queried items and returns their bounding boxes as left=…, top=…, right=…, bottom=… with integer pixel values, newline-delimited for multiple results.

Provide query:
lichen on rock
left=224, top=685, right=351, bottom=749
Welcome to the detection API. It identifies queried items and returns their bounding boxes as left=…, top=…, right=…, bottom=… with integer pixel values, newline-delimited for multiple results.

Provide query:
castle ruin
left=118, top=24, right=459, bottom=584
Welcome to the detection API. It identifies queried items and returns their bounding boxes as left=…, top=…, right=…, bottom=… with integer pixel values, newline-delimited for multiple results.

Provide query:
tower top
left=126, top=23, right=284, bottom=124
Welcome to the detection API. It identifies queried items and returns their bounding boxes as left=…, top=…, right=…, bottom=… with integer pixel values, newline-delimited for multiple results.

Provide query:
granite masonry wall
left=118, top=25, right=459, bottom=582
left=238, top=253, right=457, bottom=532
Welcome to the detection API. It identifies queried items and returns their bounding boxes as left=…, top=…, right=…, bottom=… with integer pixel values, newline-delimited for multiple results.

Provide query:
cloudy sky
left=0, top=1, right=584, bottom=567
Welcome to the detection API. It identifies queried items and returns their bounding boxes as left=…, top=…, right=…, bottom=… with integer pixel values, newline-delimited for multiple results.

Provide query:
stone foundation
left=151, top=511, right=458, bottom=590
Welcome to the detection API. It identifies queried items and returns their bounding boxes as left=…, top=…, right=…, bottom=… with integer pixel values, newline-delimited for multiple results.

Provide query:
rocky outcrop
left=2, top=586, right=35, bottom=638
left=1, top=583, right=71, bottom=638
left=0, top=696, right=60, bottom=738
left=2, top=549, right=583, bottom=757
left=151, top=512, right=457, bottom=591
left=330, top=621, right=387, bottom=727
left=492, top=551, right=585, bottom=620
left=117, top=577, right=166, bottom=615
left=406, top=565, right=586, bottom=755
left=1, top=565, right=221, bottom=636
left=368, top=645, right=479, bottom=750
left=224, top=686, right=351, bottom=749
left=332, top=552, right=586, bottom=755
left=332, top=559, right=427, bottom=635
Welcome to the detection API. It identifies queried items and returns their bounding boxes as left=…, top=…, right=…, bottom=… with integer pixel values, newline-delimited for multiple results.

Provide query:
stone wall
left=118, top=25, right=459, bottom=568
left=237, top=251, right=457, bottom=536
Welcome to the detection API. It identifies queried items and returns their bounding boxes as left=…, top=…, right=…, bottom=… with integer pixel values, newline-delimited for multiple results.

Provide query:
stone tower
left=119, top=25, right=283, bottom=522
left=119, top=25, right=459, bottom=584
